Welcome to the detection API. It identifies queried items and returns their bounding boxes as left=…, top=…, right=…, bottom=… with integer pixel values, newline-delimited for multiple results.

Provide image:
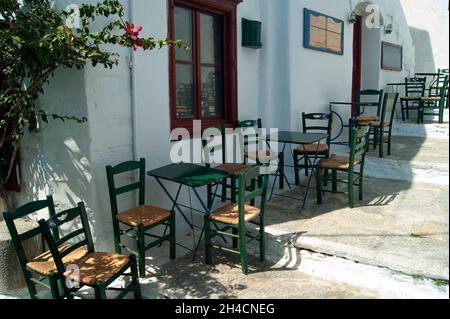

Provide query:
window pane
left=174, top=6, right=192, bottom=61
left=176, top=63, right=194, bottom=118
left=200, top=13, right=222, bottom=64
left=201, top=66, right=222, bottom=117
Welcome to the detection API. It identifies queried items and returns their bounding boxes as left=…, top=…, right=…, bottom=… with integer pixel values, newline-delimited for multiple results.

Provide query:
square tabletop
left=266, top=131, right=328, bottom=145
left=147, top=163, right=230, bottom=188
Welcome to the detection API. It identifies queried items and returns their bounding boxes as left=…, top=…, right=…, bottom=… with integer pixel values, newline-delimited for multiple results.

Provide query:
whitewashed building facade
left=14, top=0, right=449, bottom=250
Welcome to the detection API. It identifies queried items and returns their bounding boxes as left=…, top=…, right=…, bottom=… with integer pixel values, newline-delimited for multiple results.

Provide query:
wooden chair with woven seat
left=419, top=75, right=449, bottom=124
left=2, top=196, right=61, bottom=299
left=237, top=119, right=284, bottom=190
left=204, top=166, right=269, bottom=275
left=106, top=158, right=175, bottom=278
left=37, top=202, right=141, bottom=299
left=293, top=113, right=333, bottom=183
left=400, top=77, right=426, bottom=122
left=316, top=125, right=371, bottom=208
left=357, top=93, right=399, bottom=158
left=202, top=125, right=253, bottom=204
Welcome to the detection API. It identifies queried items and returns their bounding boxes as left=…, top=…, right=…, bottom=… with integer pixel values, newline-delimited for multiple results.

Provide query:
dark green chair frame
left=316, top=125, right=371, bottom=209
left=358, top=93, right=399, bottom=158
left=106, top=158, right=175, bottom=278
left=293, top=112, right=333, bottom=182
left=38, top=202, right=141, bottom=299
left=2, top=196, right=60, bottom=299
left=420, top=75, right=449, bottom=124
left=400, top=77, right=426, bottom=122
left=238, top=118, right=285, bottom=185
left=204, top=166, right=269, bottom=275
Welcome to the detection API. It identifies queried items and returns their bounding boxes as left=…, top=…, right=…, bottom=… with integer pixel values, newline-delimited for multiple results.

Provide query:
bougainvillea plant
left=0, top=0, right=184, bottom=209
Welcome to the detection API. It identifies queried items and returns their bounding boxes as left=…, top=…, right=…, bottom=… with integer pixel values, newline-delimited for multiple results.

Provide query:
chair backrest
left=236, top=166, right=269, bottom=223
left=429, top=73, right=449, bottom=96
left=237, top=119, right=263, bottom=155
left=386, top=92, right=400, bottom=129
left=202, top=125, right=226, bottom=167
left=349, top=125, right=371, bottom=171
left=2, top=196, right=58, bottom=274
left=38, top=202, right=94, bottom=279
left=106, top=158, right=145, bottom=217
left=302, top=113, right=333, bottom=147
left=356, top=89, right=384, bottom=116
left=405, top=77, right=426, bottom=97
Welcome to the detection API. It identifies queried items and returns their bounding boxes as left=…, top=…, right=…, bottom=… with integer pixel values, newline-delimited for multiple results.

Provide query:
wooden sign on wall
left=303, top=8, right=344, bottom=55
left=381, top=41, right=403, bottom=71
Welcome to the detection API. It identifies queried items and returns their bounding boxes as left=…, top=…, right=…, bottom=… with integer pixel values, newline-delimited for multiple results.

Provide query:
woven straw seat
left=216, top=163, right=252, bottom=176
left=210, top=203, right=260, bottom=225
left=296, top=144, right=329, bottom=153
left=355, top=115, right=379, bottom=122
left=357, top=120, right=389, bottom=127
left=319, top=155, right=361, bottom=171
left=420, top=96, right=441, bottom=102
left=63, top=252, right=129, bottom=286
left=245, top=150, right=280, bottom=161
left=27, top=246, right=89, bottom=275
left=401, top=96, right=422, bottom=100
left=116, top=205, right=170, bottom=228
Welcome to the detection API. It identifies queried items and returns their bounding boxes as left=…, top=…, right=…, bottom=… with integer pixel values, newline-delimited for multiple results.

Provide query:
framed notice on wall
left=381, top=41, right=403, bottom=71
left=303, top=8, right=344, bottom=55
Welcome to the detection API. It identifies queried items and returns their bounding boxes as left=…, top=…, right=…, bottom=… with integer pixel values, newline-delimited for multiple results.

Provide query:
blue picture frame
left=303, top=8, right=345, bottom=56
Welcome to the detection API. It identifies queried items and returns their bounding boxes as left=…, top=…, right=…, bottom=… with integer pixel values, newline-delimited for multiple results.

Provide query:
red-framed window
left=168, top=0, right=241, bottom=131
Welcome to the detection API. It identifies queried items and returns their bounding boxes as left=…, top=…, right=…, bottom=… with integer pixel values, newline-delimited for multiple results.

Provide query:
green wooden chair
left=293, top=113, right=333, bottom=182
left=357, top=93, right=399, bottom=158
left=237, top=119, right=283, bottom=189
left=316, top=125, right=371, bottom=208
left=106, top=158, right=175, bottom=278
left=2, top=196, right=61, bottom=299
left=400, top=77, right=426, bottom=122
left=204, top=166, right=269, bottom=275
left=202, top=125, right=252, bottom=204
left=38, top=202, right=141, bottom=299
left=420, top=75, right=449, bottom=124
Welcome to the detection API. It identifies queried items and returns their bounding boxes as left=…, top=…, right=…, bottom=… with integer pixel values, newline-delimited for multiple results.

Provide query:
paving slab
left=266, top=177, right=449, bottom=280
left=139, top=251, right=380, bottom=299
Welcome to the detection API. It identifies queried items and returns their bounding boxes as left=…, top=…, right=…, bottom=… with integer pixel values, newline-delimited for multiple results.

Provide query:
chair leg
left=332, top=169, right=338, bottom=193
left=221, top=179, right=227, bottom=202
left=359, top=175, right=364, bottom=201
left=232, top=227, right=238, bottom=249
left=279, top=153, right=285, bottom=189
left=25, top=273, right=38, bottom=299
left=169, top=211, right=176, bottom=260
left=207, top=184, right=212, bottom=209
left=250, top=178, right=256, bottom=206
left=204, top=216, right=212, bottom=265
left=137, top=224, right=146, bottom=278
left=293, top=152, right=300, bottom=186
left=94, top=281, right=107, bottom=299
left=316, top=166, right=323, bottom=205
left=348, top=172, right=354, bottom=209
left=113, top=222, right=122, bottom=254
left=231, top=176, right=237, bottom=203
left=401, top=103, right=406, bottom=121
left=259, top=215, right=265, bottom=262
left=129, top=255, right=142, bottom=299
left=379, top=132, right=384, bottom=158
left=373, top=128, right=378, bottom=150
left=238, top=226, right=249, bottom=275
left=304, top=155, right=309, bottom=177
left=48, top=273, right=60, bottom=299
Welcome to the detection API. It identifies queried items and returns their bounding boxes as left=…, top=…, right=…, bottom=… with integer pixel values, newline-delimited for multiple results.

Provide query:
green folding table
left=147, top=163, right=230, bottom=260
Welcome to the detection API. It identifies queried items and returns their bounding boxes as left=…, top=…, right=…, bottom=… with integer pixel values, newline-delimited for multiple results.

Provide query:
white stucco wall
left=400, top=0, right=449, bottom=72
left=14, top=0, right=417, bottom=252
